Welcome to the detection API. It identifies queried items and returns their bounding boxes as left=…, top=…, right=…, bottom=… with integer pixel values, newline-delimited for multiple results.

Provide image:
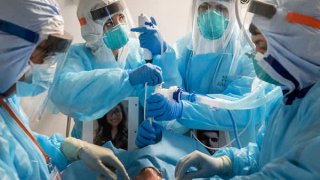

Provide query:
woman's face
left=106, top=105, right=123, bottom=127
left=103, top=13, right=126, bottom=33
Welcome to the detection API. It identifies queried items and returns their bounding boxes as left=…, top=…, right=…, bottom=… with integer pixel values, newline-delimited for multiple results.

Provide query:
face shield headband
left=0, top=19, right=73, bottom=54
left=90, top=1, right=125, bottom=21
left=248, top=0, right=320, bottom=30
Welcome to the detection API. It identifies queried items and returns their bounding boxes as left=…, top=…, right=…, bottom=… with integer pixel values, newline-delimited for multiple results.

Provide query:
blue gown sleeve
left=213, top=123, right=265, bottom=177
left=176, top=42, right=265, bottom=141
left=227, top=92, right=320, bottom=179
left=49, top=45, right=140, bottom=121
left=152, top=45, right=183, bottom=88
left=178, top=53, right=265, bottom=131
left=222, top=51, right=256, bottom=96
left=174, top=33, right=193, bottom=90
left=33, top=132, right=69, bottom=171
left=0, top=122, right=20, bottom=179
left=179, top=101, right=264, bottom=131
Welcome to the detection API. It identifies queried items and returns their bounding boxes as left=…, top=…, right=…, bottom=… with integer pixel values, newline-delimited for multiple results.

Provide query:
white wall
left=56, top=0, right=192, bottom=44
left=24, top=0, right=192, bottom=136
left=125, top=0, right=192, bottom=44
left=56, top=0, right=83, bottom=43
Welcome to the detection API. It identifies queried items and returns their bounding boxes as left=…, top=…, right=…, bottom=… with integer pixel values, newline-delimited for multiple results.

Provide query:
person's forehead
left=110, top=105, right=121, bottom=112
left=198, top=0, right=230, bottom=6
left=203, top=131, right=218, bottom=138
left=113, top=13, right=124, bottom=18
left=198, top=1, right=229, bottom=13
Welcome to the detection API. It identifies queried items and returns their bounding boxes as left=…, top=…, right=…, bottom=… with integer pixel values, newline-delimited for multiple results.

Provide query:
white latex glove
left=62, top=137, right=129, bottom=180
left=175, top=150, right=232, bottom=180
left=77, top=0, right=115, bottom=61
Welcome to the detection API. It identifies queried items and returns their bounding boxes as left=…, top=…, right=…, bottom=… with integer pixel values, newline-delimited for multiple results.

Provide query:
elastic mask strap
left=0, top=97, right=50, bottom=163
left=0, top=19, right=39, bottom=43
left=286, top=12, right=320, bottom=30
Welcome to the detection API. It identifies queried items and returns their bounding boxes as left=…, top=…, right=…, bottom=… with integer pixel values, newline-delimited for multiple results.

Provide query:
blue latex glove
left=131, top=17, right=167, bottom=56
left=135, top=120, right=162, bottom=148
left=34, top=133, right=69, bottom=171
left=146, top=93, right=183, bottom=121
left=128, top=63, right=163, bottom=86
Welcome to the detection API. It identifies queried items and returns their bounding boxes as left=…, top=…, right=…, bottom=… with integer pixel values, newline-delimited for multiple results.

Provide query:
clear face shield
left=191, top=0, right=235, bottom=55
left=18, top=32, right=73, bottom=125
left=238, top=0, right=284, bottom=86
left=239, top=0, right=320, bottom=92
left=0, top=18, right=72, bottom=96
left=17, top=32, right=73, bottom=97
left=91, top=0, right=136, bottom=62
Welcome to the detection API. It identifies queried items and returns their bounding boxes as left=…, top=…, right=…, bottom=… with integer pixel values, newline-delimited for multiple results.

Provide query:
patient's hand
left=134, top=167, right=162, bottom=180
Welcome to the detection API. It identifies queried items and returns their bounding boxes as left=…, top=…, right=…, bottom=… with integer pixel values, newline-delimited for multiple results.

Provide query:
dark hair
left=196, top=130, right=219, bottom=142
left=197, top=129, right=219, bottom=135
left=94, top=103, right=128, bottom=149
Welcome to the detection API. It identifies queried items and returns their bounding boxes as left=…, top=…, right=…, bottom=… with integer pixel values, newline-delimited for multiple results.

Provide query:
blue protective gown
left=49, top=39, right=182, bottom=138
left=0, top=96, right=50, bottom=179
left=61, top=130, right=209, bottom=180
left=169, top=33, right=273, bottom=146
left=215, top=81, right=320, bottom=179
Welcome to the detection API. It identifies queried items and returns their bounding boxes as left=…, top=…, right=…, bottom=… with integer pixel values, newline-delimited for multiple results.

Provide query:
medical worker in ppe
left=136, top=0, right=280, bottom=148
left=49, top=0, right=181, bottom=139
left=175, top=0, right=320, bottom=179
left=0, top=0, right=130, bottom=179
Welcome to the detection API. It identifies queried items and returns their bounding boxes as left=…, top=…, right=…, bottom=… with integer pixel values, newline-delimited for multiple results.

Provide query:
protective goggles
left=90, top=1, right=125, bottom=21
left=0, top=19, right=73, bottom=53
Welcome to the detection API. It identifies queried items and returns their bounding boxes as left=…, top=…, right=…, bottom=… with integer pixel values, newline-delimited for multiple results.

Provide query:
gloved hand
left=146, top=93, right=183, bottom=121
left=131, top=17, right=167, bottom=56
left=135, top=120, right=162, bottom=148
left=61, top=137, right=129, bottom=180
left=128, top=63, right=163, bottom=86
left=34, top=133, right=68, bottom=171
left=175, top=151, right=232, bottom=180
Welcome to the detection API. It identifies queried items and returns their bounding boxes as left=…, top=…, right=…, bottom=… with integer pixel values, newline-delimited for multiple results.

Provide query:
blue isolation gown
left=0, top=96, right=50, bottom=179
left=61, top=130, right=209, bottom=179
left=169, top=33, right=277, bottom=146
left=215, top=81, right=320, bottom=179
left=49, top=38, right=182, bottom=138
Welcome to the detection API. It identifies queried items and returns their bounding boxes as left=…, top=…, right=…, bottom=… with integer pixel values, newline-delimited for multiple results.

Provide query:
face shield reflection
left=191, top=0, right=235, bottom=55
left=90, top=0, right=134, bottom=51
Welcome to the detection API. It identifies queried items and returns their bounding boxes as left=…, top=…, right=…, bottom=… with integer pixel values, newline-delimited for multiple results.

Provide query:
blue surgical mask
left=16, top=57, right=57, bottom=97
left=103, top=24, right=129, bottom=50
left=197, top=10, right=229, bottom=40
